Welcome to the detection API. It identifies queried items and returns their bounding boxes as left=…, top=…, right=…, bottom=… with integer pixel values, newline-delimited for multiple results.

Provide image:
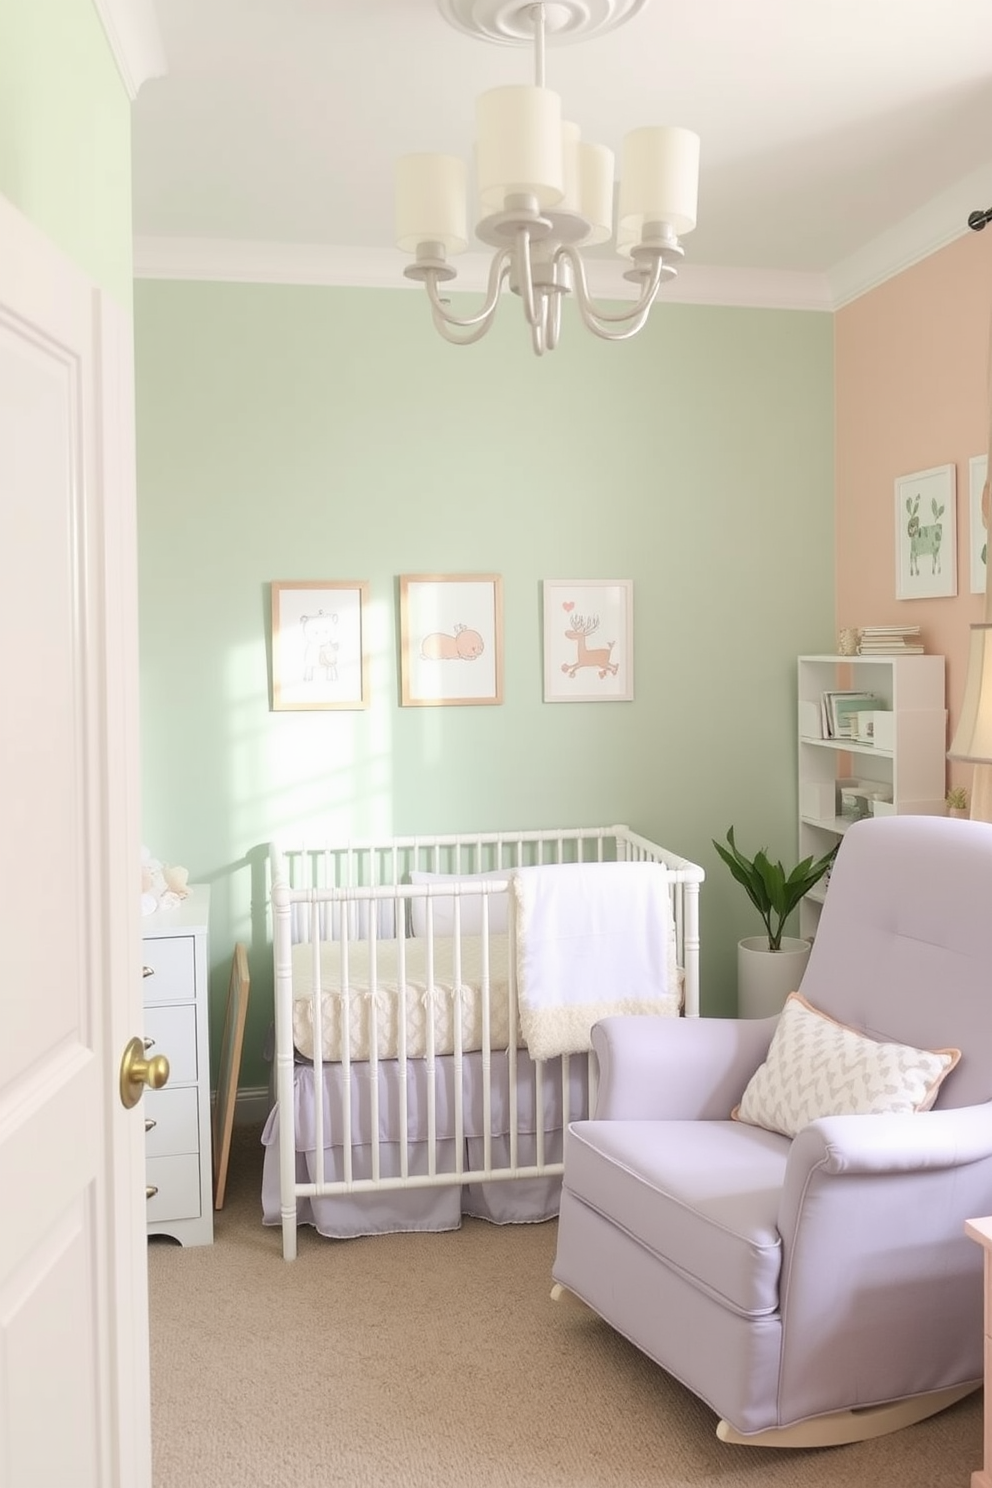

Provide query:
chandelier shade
left=395, top=154, right=469, bottom=255
left=476, top=85, right=564, bottom=209
left=562, top=128, right=614, bottom=243
left=395, top=0, right=700, bottom=354
left=947, top=623, right=992, bottom=764
left=618, top=125, right=700, bottom=243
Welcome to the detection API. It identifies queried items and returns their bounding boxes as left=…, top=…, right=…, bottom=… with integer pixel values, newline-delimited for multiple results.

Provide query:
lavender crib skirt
left=261, top=1047, right=588, bottom=1239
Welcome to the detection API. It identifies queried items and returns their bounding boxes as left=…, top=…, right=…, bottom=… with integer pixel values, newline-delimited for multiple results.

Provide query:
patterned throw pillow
left=733, top=992, right=961, bottom=1138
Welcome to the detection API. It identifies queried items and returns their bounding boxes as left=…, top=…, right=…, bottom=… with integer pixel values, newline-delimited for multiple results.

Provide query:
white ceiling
left=131, top=0, right=992, bottom=308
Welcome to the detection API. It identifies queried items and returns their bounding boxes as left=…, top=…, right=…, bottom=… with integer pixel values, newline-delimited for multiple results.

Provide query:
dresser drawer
left=142, top=933, right=196, bottom=1003
left=147, top=1154, right=202, bottom=1223
left=145, top=1085, right=199, bottom=1158
left=145, top=1004, right=197, bottom=1084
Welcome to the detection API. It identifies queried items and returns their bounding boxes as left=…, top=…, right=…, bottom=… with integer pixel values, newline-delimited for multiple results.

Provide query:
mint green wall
left=134, top=281, right=835, bottom=1090
left=0, top=0, right=132, bottom=304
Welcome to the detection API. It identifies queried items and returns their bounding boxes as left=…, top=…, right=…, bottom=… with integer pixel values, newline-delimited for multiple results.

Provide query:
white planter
left=737, top=936, right=811, bottom=1020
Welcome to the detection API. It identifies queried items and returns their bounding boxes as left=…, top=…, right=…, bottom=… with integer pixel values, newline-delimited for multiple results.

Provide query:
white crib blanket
left=291, top=936, right=517, bottom=1061
left=513, top=861, right=678, bottom=1060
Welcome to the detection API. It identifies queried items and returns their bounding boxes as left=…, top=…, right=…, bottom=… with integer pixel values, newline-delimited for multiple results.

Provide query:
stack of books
left=856, top=625, right=923, bottom=655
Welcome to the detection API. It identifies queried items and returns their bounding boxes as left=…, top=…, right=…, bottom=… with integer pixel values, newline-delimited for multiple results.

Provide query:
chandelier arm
left=546, top=288, right=563, bottom=352
left=557, top=246, right=666, bottom=327
left=580, top=286, right=660, bottom=341
left=423, top=251, right=512, bottom=329
left=514, top=226, right=542, bottom=329
left=429, top=309, right=496, bottom=346
left=582, top=309, right=656, bottom=342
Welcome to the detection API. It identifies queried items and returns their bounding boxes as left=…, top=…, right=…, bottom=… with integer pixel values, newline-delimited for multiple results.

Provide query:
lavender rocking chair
left=552, top=815, right=992, bottom=1446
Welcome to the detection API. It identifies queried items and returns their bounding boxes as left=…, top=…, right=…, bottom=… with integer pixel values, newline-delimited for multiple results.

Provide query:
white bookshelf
left=797, top=654, right=946, bottom=939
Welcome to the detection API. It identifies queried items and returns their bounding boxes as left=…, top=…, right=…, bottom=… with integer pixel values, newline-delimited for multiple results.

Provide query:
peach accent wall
left=836, top=231, right=992, bottom=795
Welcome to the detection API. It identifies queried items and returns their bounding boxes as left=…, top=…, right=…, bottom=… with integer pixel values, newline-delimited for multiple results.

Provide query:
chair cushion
left=734, top=992, right=961, bottom=1139
left=562, top=1119, right=788, bottom=1317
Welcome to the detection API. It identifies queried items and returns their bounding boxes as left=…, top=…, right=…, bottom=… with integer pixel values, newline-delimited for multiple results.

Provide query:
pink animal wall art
left=561, top=612, right=618, bottom=678
left=542, top=581, right=633, bottom=702
left=400, top=574, right=503, bottom=706
left=420, top=623, right=485, bottom=661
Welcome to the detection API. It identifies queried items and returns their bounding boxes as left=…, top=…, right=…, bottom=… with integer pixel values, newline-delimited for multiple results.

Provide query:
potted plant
left=712, top=827, right=837, bottom=1019
left=946, top=786, right=969, bottom=819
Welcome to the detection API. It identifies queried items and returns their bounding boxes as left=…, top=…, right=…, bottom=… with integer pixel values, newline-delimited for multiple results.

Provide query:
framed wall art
left=399, top=574, right=503, bottom=706
left=970, top=453, right=988, bottom=596
left=270, top=579, right=370, bottom=711
left=543, top=579, right=633, bottom=702
left=211, top=942, right=249, bottom=1210
left=894, top=464, right=956, bottom=600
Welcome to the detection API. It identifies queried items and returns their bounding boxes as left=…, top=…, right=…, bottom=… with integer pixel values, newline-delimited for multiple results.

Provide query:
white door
left=0, top=193, right=151, bottom=1485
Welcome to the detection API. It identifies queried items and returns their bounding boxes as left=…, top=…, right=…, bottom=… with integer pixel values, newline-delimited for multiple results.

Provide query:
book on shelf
left=820, top=690, right=877, bottom=738
left=858, top=625, right=921, bottom=635
left=856, top=624, right=923, bottom=655
left=857, top=643, right=924, bottom=654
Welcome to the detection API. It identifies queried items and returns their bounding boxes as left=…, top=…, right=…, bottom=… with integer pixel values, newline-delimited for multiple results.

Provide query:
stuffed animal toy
left=141, top=847, right=191, bottom=914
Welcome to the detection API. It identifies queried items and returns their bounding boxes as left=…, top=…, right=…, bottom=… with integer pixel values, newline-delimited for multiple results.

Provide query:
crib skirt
left=260, top=1047, right=588, bottom=1239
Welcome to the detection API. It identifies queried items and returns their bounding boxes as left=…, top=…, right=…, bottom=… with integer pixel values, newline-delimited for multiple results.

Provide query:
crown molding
left=137, top=161, right=992, bottom=314
left=828, top=163, right=992, bottom=308
left=91, top=0, right=166, bottom=100
left=133, top=236, right=833, bottom=311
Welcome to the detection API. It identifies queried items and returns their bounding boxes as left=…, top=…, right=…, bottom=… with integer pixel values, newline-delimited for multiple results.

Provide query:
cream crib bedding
left=291, top=935, right=516, bottom=1061
left=291, top=926, right=681, bottom=1063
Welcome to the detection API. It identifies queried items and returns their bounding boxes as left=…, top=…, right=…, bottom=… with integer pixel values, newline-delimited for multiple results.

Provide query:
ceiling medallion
left=436, top=0, right=650, bottom=46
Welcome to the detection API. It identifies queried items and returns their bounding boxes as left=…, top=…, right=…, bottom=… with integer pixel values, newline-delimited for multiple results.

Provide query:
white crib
left=263, top=824, right=704, bottom=1259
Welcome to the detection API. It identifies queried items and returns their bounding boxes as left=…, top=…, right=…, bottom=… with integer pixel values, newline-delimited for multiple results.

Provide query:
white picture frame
left=970, top=453, right=988, bottom=596
left=894, top=464, right=957, bottom=600
left=270, top=580, right=370, bottom=710
left=542, top=579, right=633, bottom=702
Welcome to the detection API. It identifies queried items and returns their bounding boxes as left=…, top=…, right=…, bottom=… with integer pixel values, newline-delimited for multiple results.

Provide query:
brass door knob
left=119, top=1035, right=170, bottom=1110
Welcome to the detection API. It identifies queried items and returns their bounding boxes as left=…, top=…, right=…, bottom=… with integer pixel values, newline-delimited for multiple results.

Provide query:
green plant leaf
left=712, top=828, right=836, bottom=952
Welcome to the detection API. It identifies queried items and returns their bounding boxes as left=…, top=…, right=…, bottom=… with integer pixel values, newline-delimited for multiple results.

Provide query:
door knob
left=119, top=1035, right=170, bottom=1110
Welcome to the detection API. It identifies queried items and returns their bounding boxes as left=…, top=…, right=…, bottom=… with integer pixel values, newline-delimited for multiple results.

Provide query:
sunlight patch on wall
left=223, top=594, right=396, bottom=852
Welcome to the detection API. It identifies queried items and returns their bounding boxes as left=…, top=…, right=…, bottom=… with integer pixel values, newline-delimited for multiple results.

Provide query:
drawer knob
left=119, top=1035, right=170, bottom=1110
left=145, top=1118, right=157, bottom=1133
left=146, top=1185, right=159, bottom=1201
left=142, top=965, right=155, bottom=978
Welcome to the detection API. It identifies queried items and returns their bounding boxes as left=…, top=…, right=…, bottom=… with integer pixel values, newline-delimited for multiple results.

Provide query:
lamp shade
left=560, top=121, right=582, bottom=212
left=558, top=125, right=614, bottom=245
left=395, top=153, right=468, bottom=254
left=578, top=142, right=615, bottom=245
left=618, top=125, right=700, bottom=244
left=948, top=623, right=992, bottom=763
left=476, top=85, right=564, bottom=211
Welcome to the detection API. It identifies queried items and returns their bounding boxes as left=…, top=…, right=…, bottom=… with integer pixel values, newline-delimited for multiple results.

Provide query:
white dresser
left=141, top=885, right=213, bottom=1246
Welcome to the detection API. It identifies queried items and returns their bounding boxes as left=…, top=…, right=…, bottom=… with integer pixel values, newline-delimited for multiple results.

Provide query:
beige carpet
left=149, top=1125, right=984, bottom=1487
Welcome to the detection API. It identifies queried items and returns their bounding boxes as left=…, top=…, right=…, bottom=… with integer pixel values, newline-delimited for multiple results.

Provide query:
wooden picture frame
left=894, top=465, right=957, bottom=600
left=970, top=454, right=988, bottom=596
left=270, top=579, right=370, bottom=710
left=542, top=579, right=634, bottom=702
left=399, top=574, right=503, bottom=706
left=212, top=942, right=250, bottom=1210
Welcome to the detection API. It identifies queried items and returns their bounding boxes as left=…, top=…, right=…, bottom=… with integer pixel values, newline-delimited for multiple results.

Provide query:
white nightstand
left=142, top=885, right=213, bottom=1246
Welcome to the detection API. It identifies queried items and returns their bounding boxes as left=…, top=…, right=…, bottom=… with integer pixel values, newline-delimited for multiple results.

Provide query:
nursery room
left=6, top=0, right=992, bottom=1484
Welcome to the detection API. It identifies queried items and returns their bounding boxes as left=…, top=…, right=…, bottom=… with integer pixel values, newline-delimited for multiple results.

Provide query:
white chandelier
left=394, top=0, right=700, bottom=356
